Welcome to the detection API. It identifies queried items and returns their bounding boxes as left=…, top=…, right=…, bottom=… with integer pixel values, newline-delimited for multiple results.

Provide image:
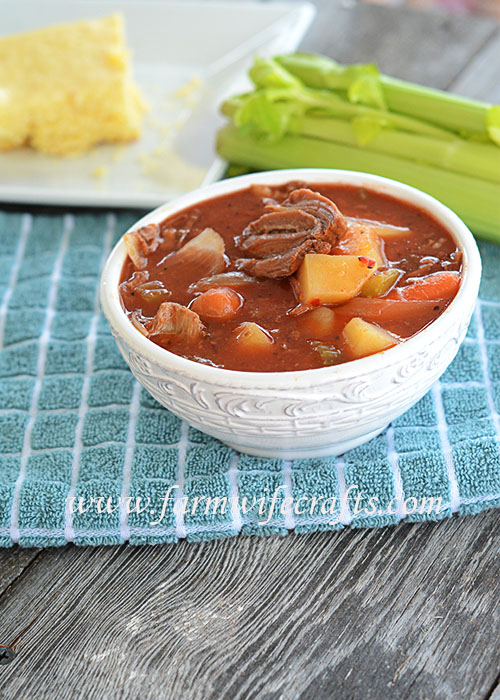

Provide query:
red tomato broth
left=119, top=183, right=462, bottom=372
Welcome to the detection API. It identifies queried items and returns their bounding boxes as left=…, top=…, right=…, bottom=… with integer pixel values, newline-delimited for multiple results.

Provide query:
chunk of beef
left=124, top=223, right=162, bottom=270
left=238, top=238, right=331, bottom=279
left=158, top=227, right=182, bottom=252
left=147, top=302, right=204, bottom=343
left=235, top=188, right=348, bottom=279
left=248, top=180, right=309, bottom=205
left=236, top=210, right=320, bottom=257
left=273, top=188, right=347, bottom=244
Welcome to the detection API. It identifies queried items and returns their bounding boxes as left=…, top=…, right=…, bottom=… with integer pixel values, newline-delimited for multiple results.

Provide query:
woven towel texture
left=0, top=210, right=499, bottom=548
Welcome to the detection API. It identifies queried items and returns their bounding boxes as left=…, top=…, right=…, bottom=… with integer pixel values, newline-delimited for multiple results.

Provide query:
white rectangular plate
left=0, top=0, right=315, bottom=208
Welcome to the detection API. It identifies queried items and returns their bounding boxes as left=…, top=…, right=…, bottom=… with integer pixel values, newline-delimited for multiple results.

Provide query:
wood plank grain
left=0, top=549, right=40, bottom=598
left=301, top=0, right=497, bottom=89
left=491, top=681, right=500, bottom=700
left=0, top=511, right=498, bottom=700
left=450, top=28, right=500, bottom=101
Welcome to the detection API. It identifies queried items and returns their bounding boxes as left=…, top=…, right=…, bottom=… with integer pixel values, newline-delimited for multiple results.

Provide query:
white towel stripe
left=228, top=452, right=242, bottom=532
left=335, top=456, right=352, bottom=526
left=474, top=300, right=500, bottom=502
left=386, top=425, right=406, bottom=519
left=480, top=299, right=500, bottom=308
left=464, top=336, right=500, bottom=345
left=475, top=302, right=500, bottom=441
left=64, top=214, right=116, bottom=542
left=119, top=382, right=142, bottom=541
left=9, top=214, right=72, bottom=544
left=174, top=421, right=189, bottom=539
left=0, top=214, right=31, bottom=350
left=282, top=460, right=295, bottom=530
left=432, top=381, right=460, bottom=512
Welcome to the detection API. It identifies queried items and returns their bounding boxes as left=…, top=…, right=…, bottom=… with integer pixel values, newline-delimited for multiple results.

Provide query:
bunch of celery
left=216, top=54, right=500, bottom=242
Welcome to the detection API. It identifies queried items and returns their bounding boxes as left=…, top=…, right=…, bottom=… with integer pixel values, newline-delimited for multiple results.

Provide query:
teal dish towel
left=0, top=210, right=499, bottom=548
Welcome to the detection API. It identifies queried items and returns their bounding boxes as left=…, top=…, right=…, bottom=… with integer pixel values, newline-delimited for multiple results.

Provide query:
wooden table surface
left=1, top=2, right=499, bottom=699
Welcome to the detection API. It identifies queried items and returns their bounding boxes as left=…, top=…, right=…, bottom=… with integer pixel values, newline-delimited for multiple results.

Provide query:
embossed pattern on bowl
left=100, top=169, right=481, bottom=458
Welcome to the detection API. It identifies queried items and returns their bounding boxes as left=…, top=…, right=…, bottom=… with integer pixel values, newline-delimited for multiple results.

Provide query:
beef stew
left=119, top=182, right=462, bottom=372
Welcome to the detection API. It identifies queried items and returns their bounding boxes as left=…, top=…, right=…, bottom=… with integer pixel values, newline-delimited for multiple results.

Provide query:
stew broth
left=119, top=183, right=462, bottom=372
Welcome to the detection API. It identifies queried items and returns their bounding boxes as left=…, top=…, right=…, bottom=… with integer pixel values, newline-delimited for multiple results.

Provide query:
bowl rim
left=100, top=168, right=482, bottom=388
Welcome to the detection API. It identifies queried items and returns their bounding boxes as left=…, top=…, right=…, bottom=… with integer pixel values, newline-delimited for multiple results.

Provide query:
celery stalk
left=222, top=89, right=454, bottom=141
left=276, top=53, right=500, bottom=145
left=250, top=56, right=387, bottom=110
left=222, top=98, right=500, bottom=183
left=382, top=75, right=498, bottom=140
left=216, top=124, right=500, bottom=242
left=290, top=115, right=500, bottom=184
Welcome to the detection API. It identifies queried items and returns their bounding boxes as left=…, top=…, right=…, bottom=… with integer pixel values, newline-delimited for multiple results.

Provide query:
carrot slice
left=386, top=271, right=460, bottom=301
left=190, top=287, right=243, bottom=321
left=336, top=298, right=443, bottom=324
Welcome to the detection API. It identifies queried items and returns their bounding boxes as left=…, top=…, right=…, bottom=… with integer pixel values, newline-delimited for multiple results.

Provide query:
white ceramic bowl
left=100, top=169, right=481, bottom=458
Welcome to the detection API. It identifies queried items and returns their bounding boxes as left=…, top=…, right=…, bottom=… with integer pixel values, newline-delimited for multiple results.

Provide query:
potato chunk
left=343, top=317, right=399, bottom=359
left=297, top=254, right=375, bottom=305
left=234, top=322, right=273, bottom=350
left=298, top=307, right=336, bottom=337
left=334, top=224, right=385, bottom=269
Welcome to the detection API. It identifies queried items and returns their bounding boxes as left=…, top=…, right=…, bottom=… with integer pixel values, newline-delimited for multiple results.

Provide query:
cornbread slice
left=0, top=14, right=146, bottom=156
